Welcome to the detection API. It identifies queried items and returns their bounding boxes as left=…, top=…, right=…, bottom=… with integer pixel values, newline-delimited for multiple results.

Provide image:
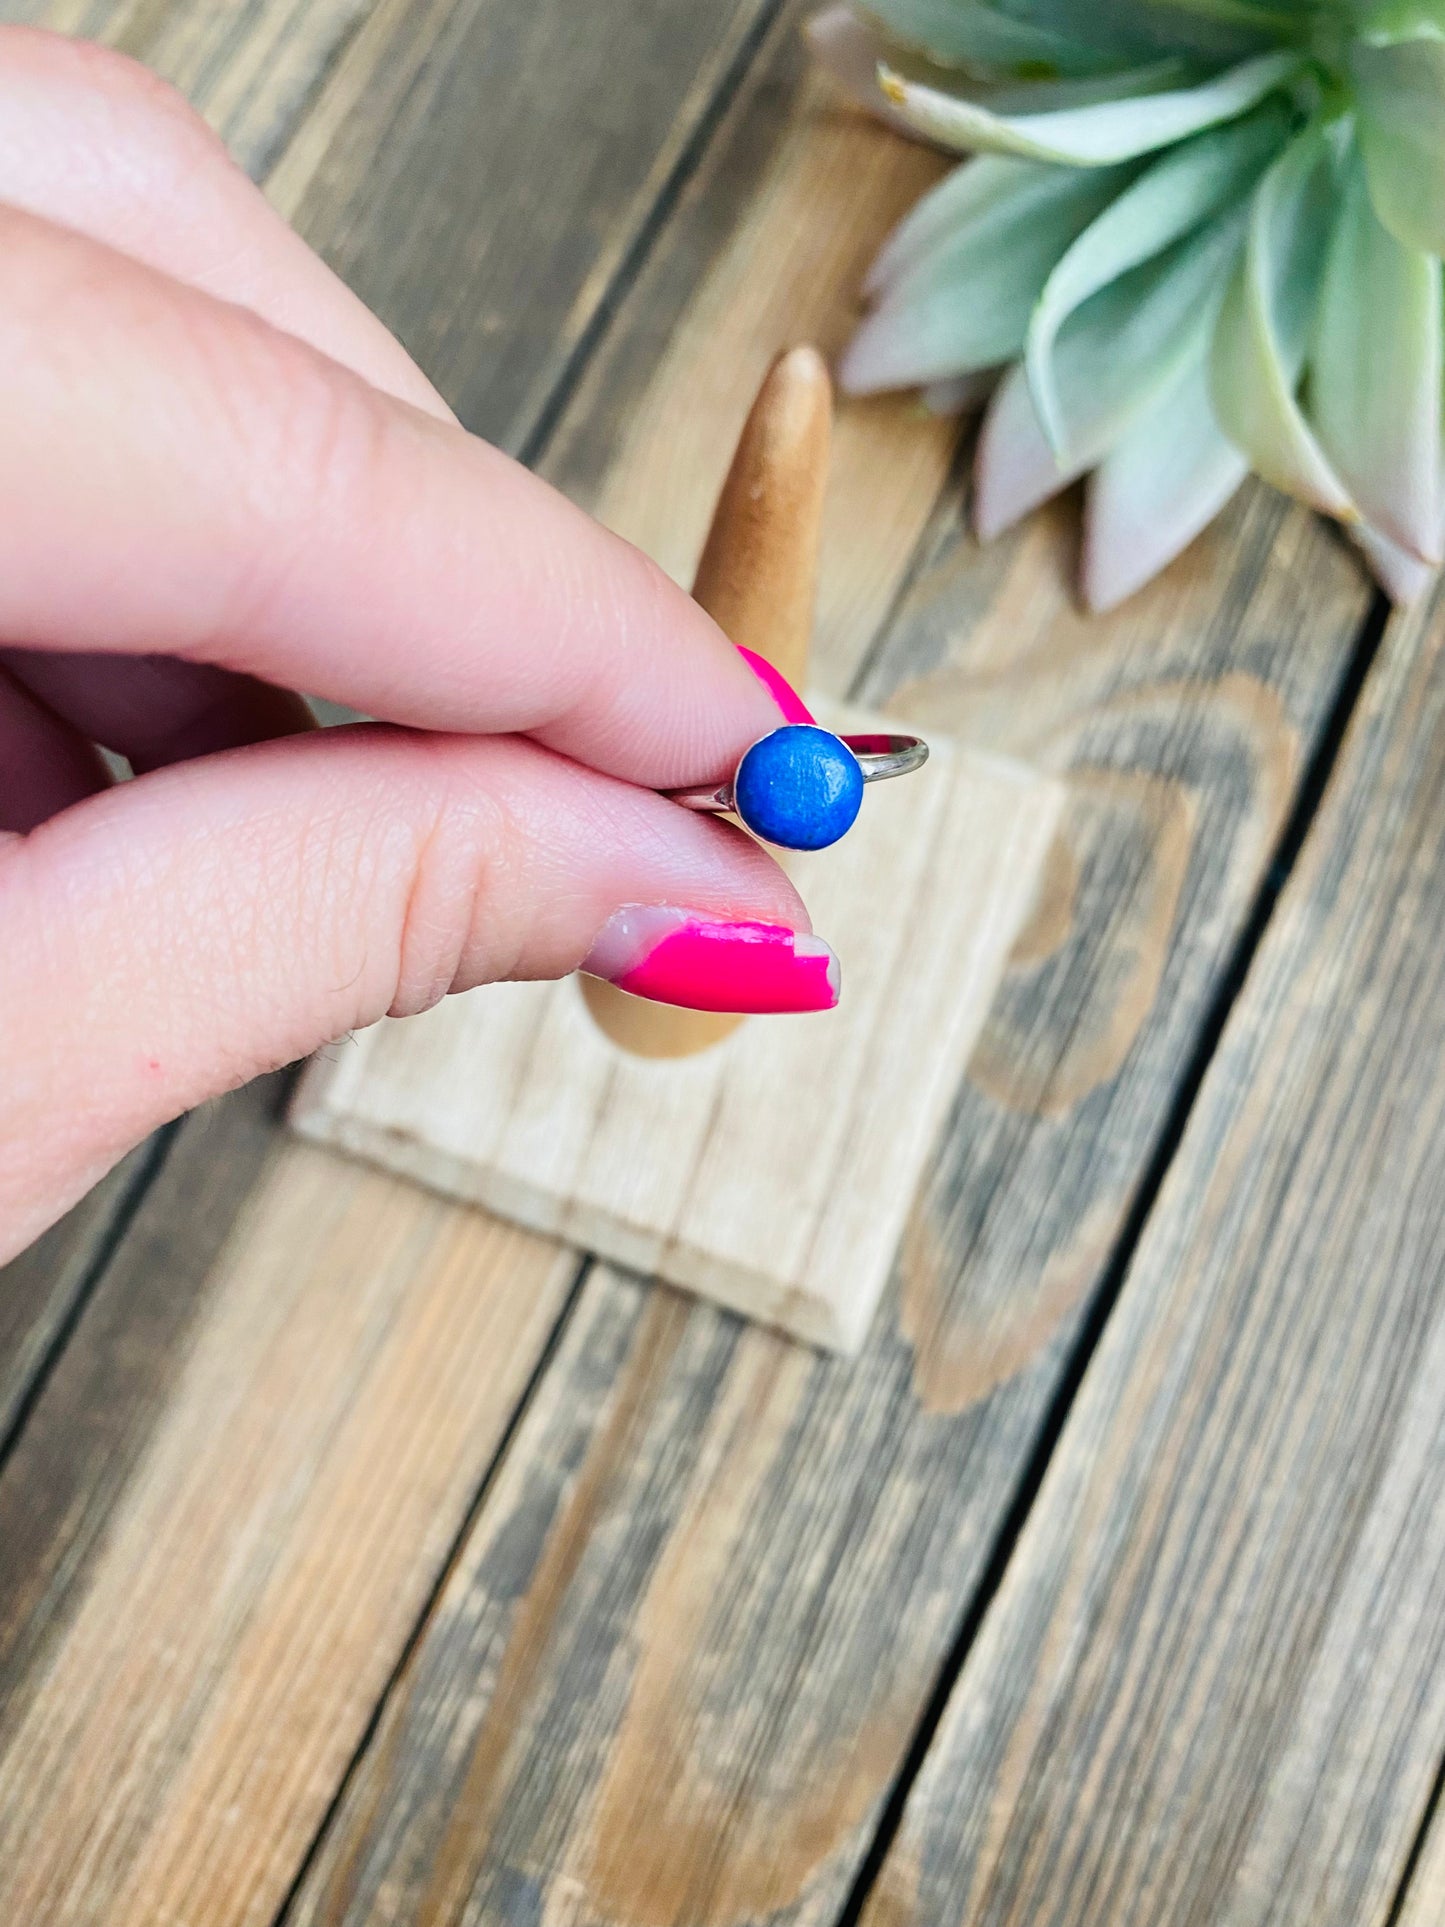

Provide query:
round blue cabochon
left=732, top=725, right=865, bottom=851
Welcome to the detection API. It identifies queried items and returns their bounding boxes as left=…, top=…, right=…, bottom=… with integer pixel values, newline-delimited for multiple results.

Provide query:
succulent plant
left=810, top=0, right=1445, bottom=608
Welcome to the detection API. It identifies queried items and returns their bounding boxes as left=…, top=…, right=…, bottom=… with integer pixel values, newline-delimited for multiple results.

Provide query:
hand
left=0, top=29, right=831, bottom=1262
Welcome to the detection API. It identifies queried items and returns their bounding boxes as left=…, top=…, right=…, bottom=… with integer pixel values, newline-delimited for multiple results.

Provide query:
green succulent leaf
left=878, top=47, right=1305, bottom=162
left=825, top=0, right=1445, bottom=607
left=1040, top=204, right=1248, bottom=458
left=970, top=0, right=1292, bottom=58
left=807, top=7, right=1008, bottom=138
left=1352, top=520, right=1438, bottom=601
left=1162, top=0, right=1321, bottom=28
left=1027, top=100, right=1288, bottom=449
left=974, top=361, right=1088, bottom=537
left=1351, top=0, right=1445, bottom=43
left=1311, top=144, right=1442, bottom=558
left=865, top=151, right=1137, bottom=295
left=1209, top=119, right=1355, bottom=513
left=841, top=160, right=1130, bottom=388
left=1083, top=351, right=1249, bottom=610
left=975, top=204, right=1248, bottom=531
left=852, top=0, right=1118, bottom=72
left=1349, top=30, right=1445, bottom=254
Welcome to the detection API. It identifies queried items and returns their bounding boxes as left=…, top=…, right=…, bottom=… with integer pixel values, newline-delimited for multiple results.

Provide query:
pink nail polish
left=584, top=906, right=840, bottom=1014
left=736, top=645, right=815, bottom=726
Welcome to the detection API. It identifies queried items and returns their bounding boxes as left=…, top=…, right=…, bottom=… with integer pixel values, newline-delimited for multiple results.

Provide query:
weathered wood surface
left=265, top=0, right=781, bottom=445
left=282, top=541, right=1372, bottom=1927
left=279, top=33, right=1384, bottom=1927
left=3, top=2, right=1439, bottom=1925
left=1397, top=1785, right=1445, bottom=1926
left=2, top=0, right=780, bottom=450
left=859, top=585, right=1445, bottom=1927
left=0, top=1142, right=151, bottom=1447
left=0, top=1076, right=575, bottom=1927
left=0, top=0, right=379, bottom=177
left=546, top=10, right=953, bottom=682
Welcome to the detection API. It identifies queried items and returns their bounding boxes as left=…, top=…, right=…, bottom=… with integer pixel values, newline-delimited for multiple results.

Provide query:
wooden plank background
left=1, top=0, right=1444, bottom=1923
left=861, top=582, right=1445, bottom=1927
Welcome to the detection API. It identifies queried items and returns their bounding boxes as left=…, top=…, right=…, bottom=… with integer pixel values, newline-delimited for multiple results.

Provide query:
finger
left=0, top=665, right=111, bottom=829
left=0, top=27, right=435, bottom=768
left=0, top=26, right=450, bottom=419
left=0, top=647, right=314, bottom=771
left=0, top=725, right=826, bottom=1256
left=0, top=207, right=788, bottom=790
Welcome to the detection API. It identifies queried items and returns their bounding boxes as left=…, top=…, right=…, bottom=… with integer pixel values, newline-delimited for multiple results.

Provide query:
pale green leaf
left=1351, top=521, right=1438, bottom=601
left=1311, top=146, right=1442, bottom=558
left=1350, top=32, right=1445, bottom=254
left=1044, top=204, right=1249, bottom=458
left=806, top=7, right=975, bottom=137
left=975, top=205, right=1248, bottom=532
left=879, top=48, right=1304, bottom=162
left=979, top=0, right=1291, bottom=58
left=1083, top=350, right=1249, bottom=609
left=1027, top=101, right=1286, bottom=449
left=867, top=154, right=1085, bottom=294
left=841, top=164, right=1126, bottom=389
left=973, top=360, right=1090, bottom=538
left=865, top=149, right=1140, bottom=296
left=1346, top=394, right=1445, bottom=599
left=1158, top=0, right=1321, bottom=29
left=1208, top=120, right=1354, bottom=513
left=852, top=0, right=1118, bottom=72
left=1351, top=0, right=1445, bottom=42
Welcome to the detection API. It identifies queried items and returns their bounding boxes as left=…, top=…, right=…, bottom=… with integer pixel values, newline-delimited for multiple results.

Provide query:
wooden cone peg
left=580, top=345, right=833, bottom=1059
left=293, top=348, right=1067, bottom=1352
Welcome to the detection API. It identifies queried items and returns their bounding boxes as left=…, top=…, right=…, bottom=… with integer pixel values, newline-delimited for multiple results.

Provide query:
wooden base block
left=291, top=720, right=1063, bottom=1352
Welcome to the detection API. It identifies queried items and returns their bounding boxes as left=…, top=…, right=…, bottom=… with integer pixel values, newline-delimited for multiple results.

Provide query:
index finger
left=0, top=207, right=789, bottom=789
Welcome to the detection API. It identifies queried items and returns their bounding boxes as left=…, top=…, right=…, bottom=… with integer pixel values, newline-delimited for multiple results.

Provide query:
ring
left=666, top=724, right=929, bottom=852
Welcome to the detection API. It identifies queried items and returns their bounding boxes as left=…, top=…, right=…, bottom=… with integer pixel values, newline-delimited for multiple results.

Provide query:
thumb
left=0, top=726, right=835, bottom=1258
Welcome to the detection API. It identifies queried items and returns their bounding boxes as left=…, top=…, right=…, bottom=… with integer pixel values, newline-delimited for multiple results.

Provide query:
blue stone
left=732, top=725, right=865, bottom=851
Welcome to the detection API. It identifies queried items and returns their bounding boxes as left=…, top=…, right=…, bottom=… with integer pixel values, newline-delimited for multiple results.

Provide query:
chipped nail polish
left=583, top=906, right=840, bottom=1014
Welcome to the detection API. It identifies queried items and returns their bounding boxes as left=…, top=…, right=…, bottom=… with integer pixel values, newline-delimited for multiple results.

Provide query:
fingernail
left=736, top=645, right=815, bottom=726
left=583, top=906, right=840, bottom=1014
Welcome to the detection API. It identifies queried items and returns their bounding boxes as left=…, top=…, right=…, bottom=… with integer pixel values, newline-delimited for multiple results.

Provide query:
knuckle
left=389, top=759, right=523, bottom=1019
left=195, top=326, right=389, bottom=630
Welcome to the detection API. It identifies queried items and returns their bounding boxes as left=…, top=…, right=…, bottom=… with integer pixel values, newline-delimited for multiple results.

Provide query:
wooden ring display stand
left=292, top=349, right=1065, bottom=1352
left=580, top=345, right=830, bottom=1061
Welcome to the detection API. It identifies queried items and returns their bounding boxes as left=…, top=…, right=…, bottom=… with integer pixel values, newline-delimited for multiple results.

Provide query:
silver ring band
left=668, top=732, right=928, bottom=814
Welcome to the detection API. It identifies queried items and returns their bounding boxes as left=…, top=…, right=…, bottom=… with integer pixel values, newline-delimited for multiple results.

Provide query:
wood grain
left=263, top=0, right=781, bottom=445
left=543, top=4, right=954, bottom=684
left=5, top=0, right=784, bottom=450
left=0, top=1143, right=151, bottom=1447
left=0, top=1077, right=574, bottom=1927
left=859, top=585, right=1445, bottom=1927
left=1396, top=1784, right=1445, bottom=1926
left=0, top=0, right=379, bottom=177
left=278, top=27, right=1382, bottom=1927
